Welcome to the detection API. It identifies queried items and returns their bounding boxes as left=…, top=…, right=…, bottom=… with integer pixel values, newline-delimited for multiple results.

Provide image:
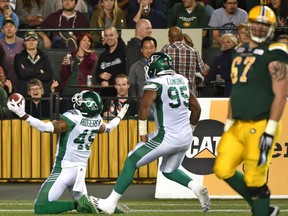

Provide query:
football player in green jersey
left=214, top=5, right=288, bottom=216
left=7, top=90, right=129, bottom=214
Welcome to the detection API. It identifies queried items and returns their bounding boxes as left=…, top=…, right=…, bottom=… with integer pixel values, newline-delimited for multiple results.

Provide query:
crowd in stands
left=0, top=0, right=287, bottom=119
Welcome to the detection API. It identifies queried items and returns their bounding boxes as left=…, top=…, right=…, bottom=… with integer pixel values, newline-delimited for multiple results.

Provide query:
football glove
left=117, top=104, right=129, bottom=119
left=7, top=99, right=26, bottom=118
left=224, top=119, right=235, bottom=132
left=257, top=132, right=274, bottom=166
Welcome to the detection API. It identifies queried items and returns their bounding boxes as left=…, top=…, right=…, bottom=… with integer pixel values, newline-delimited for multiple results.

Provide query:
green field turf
left=0, top=199, right=288, bottom=216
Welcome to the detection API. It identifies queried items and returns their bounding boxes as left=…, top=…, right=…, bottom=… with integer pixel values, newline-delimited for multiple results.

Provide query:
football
left=8, top=93, right=25, bottom=105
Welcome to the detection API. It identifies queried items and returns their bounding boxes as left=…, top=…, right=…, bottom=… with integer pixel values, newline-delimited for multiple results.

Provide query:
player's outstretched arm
left=99, top=104, right=130, bottom=133
left=7, top=99, right=68, bottom=133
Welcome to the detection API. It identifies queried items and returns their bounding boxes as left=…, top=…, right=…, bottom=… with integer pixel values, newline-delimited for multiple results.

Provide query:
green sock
left=162, top=169, right=192, bottom=187
left=225, top=171, right=253, bottom=207
left=252, top=197, right=270, bottom=216
left=34, top=201, right=74, bottom=214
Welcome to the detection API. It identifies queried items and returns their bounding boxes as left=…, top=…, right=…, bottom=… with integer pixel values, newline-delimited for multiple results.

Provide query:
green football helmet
left=144, top=52, right=174, bottom=79
left=72, top=90, right=103, bottom=117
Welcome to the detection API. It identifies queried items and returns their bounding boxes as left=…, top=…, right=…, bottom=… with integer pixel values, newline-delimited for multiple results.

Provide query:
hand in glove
left=257, top=133, right=274, bottom=166
left=257, top=120, right=278, bottom=166
left=224, top=119, right=235, bottom=132
left=7, top=99, right=26, bottom=118
left=117, top=104, right=129, bottom=119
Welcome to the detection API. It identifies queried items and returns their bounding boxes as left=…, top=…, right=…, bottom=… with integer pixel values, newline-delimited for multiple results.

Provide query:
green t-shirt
left=168, top=3, right=209, bottom=28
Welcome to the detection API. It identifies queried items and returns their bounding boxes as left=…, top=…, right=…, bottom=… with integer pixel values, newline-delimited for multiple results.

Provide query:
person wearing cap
left=0, top=17, right=24, bottom=93
left=0, top=2, right=19, bottom=39
left=14, top=31, right=54, bottom=97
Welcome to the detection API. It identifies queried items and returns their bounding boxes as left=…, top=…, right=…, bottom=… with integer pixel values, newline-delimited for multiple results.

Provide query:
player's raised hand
left=7, top=99, right=26, bottom=118
left=117, top=104, right=130, bottom=120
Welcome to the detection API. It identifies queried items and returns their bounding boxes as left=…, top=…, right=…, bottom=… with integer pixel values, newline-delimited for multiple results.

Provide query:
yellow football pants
left=214, top=119, right=281, bottom=187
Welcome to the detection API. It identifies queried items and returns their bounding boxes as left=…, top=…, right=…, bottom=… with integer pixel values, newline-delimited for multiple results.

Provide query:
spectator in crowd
left=127, top=0, right=167, bottom=29
left=60, top=32, right=98, bottom=97
left=25, top=78, right=58, bottom=119
left=126, top=19, right=152, bottom=73
left=206, top=33, right=237, bottom=97
left=236, top=23, right=250, bottom=45
left=168, top=0, right=209, bottom=37
left=0, top=17, right=24, bottom=93
left=0, top=3, right=19, bottom=39
left=129, top=36, right=157, bottom=98
left=95, top=26, right=127, bottom=97
left=0, top=43, right=12, bottom=94
left=277, top=34, right=288, bottom=44
left=196, top=0, right=216, bottom=16
left=102, top=74, right=138, bottom=117
left=60, top=32, right=98, bottom=113
left=90, top=0, right=126, bottom=48
left=161, top=26, right=209, bottom=95
left=37, top=0, right=89, bottom=49
left=270, top=0, right=288, bottom=38
left=0, top=42, right=12, bottom=119
left=14, top=31, right=54, bottom=97
left=129, top=0, right=168, bottom=15
left=208, top=0, right=247, bottom=45
left=15, top=0, right=45, bottom=30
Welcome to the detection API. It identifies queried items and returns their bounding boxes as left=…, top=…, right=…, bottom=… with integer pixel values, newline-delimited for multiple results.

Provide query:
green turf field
left=0, top=199, right=287, bottom=215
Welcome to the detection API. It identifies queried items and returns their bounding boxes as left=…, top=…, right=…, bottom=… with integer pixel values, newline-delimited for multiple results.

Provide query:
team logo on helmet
left=72, top=91, right=103, bottom=117
left=145, top=52, right=174, bottom=79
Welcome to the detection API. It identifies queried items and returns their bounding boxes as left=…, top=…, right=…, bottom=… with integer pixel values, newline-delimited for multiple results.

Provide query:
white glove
left=191, top=124, right=196, bottom=132
left=224, top=119, right=235, bottom=132
left=7, top=99, right=26, bottom=118
left=117, top=104, right=129, bottom=119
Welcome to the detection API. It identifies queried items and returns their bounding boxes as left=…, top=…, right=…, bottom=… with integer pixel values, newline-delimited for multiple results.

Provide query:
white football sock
left=107, top=189, right=122, bottom=205
left=188, top=180, right=199, bottom=193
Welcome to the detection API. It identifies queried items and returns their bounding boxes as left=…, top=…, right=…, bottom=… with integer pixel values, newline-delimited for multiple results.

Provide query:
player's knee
left=213, top=166, right=234, bottom=180
left=247, top=184, right=270, bottom=199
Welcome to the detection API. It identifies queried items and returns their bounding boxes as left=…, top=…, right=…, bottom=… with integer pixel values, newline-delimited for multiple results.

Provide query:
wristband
left=139, top=120, right=147, bottom=136
left=265, top=119, right=278, bottom=136
left=191, top=125, right=196, bottom=132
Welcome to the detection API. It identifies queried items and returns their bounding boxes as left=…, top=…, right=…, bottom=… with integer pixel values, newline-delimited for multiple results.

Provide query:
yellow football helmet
left=247, top=5, right=276, bottom=43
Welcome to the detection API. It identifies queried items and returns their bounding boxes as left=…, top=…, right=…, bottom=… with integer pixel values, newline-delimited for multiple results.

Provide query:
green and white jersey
left=144, top=73, right=191, bottom=135
left=230, top=42, right=288, bottom=120
left=54, top=109, right=103, bottom=168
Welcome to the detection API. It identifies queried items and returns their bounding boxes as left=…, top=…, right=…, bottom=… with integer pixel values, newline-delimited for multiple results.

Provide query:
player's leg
left=93, top=132, right=173, bottom=214
left=213, top=121, right=253, bottom=207
left=160, top=145, right=210, bottom=212
left=34, top=167, right=96, bottom=214
left=244, top=120, right=281, bottom=216
left=34, top=168, right=75, bottom=214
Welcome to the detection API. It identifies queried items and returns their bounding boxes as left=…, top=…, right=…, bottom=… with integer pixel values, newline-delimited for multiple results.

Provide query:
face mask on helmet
left=145, top=52, right=174, bottom=79
left=247, top=5, right=276, bottom=43
left=72, top=90, right=103, bottom=117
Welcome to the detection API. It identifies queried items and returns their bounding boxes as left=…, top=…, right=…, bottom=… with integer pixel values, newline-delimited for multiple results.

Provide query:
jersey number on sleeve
left=74, top=129, right=97, bottom=150
left=231, top=56, right=256, bottom=84
left=168, top=86, right=189, bottom=108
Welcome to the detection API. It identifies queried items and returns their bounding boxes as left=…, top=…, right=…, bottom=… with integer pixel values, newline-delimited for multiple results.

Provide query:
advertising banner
left=155, top=98, right=288, bottom=198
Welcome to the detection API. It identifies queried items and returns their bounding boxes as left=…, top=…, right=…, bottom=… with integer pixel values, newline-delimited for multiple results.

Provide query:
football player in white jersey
left=7, top=90, right=129, bottom=214
left=90, top=52, right=211, bottom=214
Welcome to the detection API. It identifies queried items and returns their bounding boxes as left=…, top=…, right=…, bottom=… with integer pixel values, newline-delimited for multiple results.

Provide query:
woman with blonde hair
left=90, top=0, right=126, bottom=47
left=206, top=33, right=238, bottom=97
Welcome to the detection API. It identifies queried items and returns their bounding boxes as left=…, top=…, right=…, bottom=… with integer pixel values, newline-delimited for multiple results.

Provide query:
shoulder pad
left=68, top=109, right=79, bottom=115
left=143, top=82, right=158, bottom=91
left=268, top=42, right=288, bottom=54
